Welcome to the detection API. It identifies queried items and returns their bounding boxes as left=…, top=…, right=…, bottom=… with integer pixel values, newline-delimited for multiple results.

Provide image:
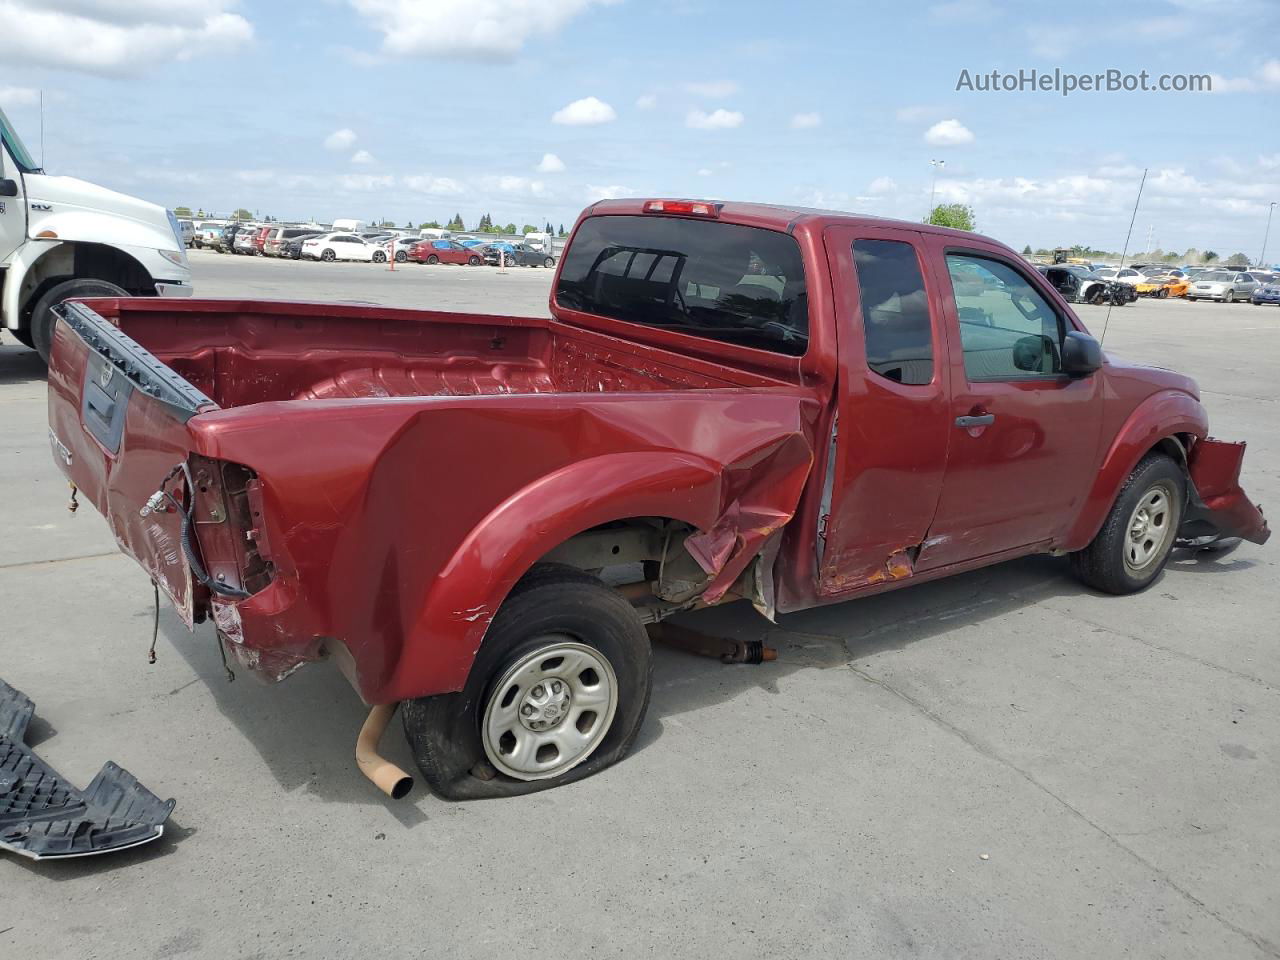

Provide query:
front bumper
left=1180, top=439, right=1270, bottom=545
left=155, top=281, right=193, bottom=297
left=1251, top=292, right=1280, bottom=304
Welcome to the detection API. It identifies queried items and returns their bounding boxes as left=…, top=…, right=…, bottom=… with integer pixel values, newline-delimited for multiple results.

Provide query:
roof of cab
left=585, top=197, right=991, bottom=244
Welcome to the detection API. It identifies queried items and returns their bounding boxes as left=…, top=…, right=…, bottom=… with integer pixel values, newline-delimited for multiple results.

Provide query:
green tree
left=232, top=208, right=253, bottom=220
left=1225, top=252, right=1250, bottom=266
left=174, top=205, right=193, bottom=218
left=521, top=224, right=538, bottom=234
left=1021, top=244, right=1032, bottom=255
left=1202, top=250, right=1219, bottom=263
left=419, top=220, right=441, bottom=230
left=926, top=203, right=975, bottom=231
left=379, top=219, right=396, bottom=227
left=447, top=213, right=465, bottom=231
left=558, top=223, right=566, bottom=236
left=405, top=220, right=414, bottom=229
left=503, top=223, right=517, bottom=235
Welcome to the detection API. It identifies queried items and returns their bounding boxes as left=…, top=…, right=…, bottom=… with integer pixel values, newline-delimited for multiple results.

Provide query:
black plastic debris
left=0, top=679, right=175, bottom=860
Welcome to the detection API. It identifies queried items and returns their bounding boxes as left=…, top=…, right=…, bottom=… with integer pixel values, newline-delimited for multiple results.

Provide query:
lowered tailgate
left=46, top=300, right=218, bottom=627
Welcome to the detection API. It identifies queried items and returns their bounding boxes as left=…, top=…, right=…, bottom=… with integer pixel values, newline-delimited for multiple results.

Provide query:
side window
left=435, top=241, right=449, bottom=249
left=947, top=254, right=1065, bottom=381
left=852, top=239, right=934, bottom=386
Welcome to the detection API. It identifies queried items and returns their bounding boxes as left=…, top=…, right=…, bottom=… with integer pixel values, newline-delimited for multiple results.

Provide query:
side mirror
left=0, top=178, right=18, bottom=198
left=1062, top=330, right=1103, bottom=377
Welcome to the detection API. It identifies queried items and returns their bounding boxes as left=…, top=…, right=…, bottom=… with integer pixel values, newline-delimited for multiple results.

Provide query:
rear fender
left=388, top=433, right=813, bottom=702
left=1063, top=389, right=1207, bottom=549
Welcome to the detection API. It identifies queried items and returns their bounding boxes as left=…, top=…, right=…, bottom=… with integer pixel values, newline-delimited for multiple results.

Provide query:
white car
left=301, top=232, right=388, bottom=263
left=1094, top=267, right=1145, bottom=286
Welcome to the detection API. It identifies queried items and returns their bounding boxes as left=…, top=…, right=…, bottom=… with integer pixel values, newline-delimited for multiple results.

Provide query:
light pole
left=1260, top=201, right=1276, bottom=268
left=928, top=159, right=945, bottom=220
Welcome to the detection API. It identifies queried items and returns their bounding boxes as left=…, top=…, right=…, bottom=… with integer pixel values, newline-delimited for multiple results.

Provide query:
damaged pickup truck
left=46, top=198, right=1269, bottom=799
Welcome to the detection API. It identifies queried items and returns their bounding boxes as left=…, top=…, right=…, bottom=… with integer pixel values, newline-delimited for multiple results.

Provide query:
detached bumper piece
left=1180, top=438, right=1271, bottom=546
left=1, top=679, right=175, bottom=860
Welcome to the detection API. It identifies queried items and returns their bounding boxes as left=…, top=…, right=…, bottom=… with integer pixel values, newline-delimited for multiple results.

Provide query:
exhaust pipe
left=355, top=704, right=414, bottom=799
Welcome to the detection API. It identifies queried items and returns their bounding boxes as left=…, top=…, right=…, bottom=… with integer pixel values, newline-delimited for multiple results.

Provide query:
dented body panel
left=46, top=199, right=1268, bottom=701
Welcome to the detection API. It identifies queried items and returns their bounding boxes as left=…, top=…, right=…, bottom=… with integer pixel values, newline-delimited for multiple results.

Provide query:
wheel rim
left=481, top=637, right=618, bottom=781
left=1124, top=481, right=1176, bottom=574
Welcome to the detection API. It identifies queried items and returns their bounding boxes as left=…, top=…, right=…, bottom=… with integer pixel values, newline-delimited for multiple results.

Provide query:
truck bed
left=93, top=298, right=780, bottom=408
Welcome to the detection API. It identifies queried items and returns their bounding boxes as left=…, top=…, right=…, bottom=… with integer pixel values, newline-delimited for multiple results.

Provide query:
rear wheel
left=395, top=250, right=407, bottom=263
left=321, top=249, right=336, bottom=262
left=426, top=254, right=439, bottom=265
left=544, top=257, right=556, bottom=268
left=1071, top=453, right=1185, bottom=594
left=402, top=565, right=652, bottom=800
left=1224, top=289, right=1234, bottom=303
left=30, top=278, right=129, bottom=364
left=372, top=250, right=387, bottom=263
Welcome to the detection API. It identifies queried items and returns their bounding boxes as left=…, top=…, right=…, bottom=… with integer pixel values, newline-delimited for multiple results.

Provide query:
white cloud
left=924, top=118, right=974, bottom=146
left=0, top=0, right=252, bottom=74
left=325, top=128, right=358, bottom=151
left=351, top=149, right=376, bottom=165
left=686, top=108, right=744, bottom=130
left=790, top=111, right=821, bottom=129
left=551, top=96, right=616, bottom=125
left=349, top=0, right=612, bottom=59
left=1026, top=25, right=1078, bottom=58
left=536, top=152, right=566, bottom=173
left=492, top=175, right=548, bottom=196
left=339, top=173, right=394, bottom=192
left=635, top=93, right=657, bottom=110
left=697, top=168, right=713, bottom=176
left=896, top=104, right=938, bottom=123
left=0, top=85, right=43, bottom=106
left=685, top=80, right=738, bottom=98
left=869, top=177, right=897, bottom=194
left=1210, top=58, right=1280, bottom=93
left=585, top=184, right=632, bottom=202
left=402, top=174, right=465, bottom=196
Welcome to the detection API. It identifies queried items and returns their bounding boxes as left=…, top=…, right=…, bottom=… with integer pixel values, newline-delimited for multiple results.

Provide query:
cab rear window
left=555, top=215, right=809, bottom=356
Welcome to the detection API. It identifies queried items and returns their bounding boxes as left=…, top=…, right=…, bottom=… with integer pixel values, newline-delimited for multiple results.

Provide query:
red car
left=46, top=198, right=1268, bottom=801
left=252, top=225, right=271, bottom=255
left=408, top=238, right=483, bottom=265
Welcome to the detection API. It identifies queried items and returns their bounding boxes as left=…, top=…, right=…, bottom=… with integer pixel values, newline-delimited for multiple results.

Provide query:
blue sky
left=2, top=0, right=1278, bottom=258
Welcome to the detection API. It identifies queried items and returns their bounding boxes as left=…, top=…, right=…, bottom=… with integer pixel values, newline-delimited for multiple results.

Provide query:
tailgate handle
left=86, top=384, right=116, bottom=424
left=955, top=414, right=995, bottom=428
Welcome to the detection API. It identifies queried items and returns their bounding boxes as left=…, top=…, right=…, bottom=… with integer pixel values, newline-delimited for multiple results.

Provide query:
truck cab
left=0, top=105, right=191, bottom=361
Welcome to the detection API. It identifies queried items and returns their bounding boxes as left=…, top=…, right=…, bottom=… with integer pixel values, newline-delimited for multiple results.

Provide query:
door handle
left=955, top=414, right=995, bottom=428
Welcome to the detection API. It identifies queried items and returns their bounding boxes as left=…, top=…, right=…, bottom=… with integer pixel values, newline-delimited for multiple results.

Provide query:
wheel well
left=19, top=242, right=154, bottom=329
left=1155, top=435, right=1191, bottom=470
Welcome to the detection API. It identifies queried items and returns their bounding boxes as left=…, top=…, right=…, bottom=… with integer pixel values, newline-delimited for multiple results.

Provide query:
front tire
left=372, top=250, right=387, bottom=263
left=30, top=278, right=129, bottom=364
left=1071, top=453, right=1185, bottom=594
left=395, top=250, right=407, bottom=263
left=402, top=565, right=652, bottom=800
left=468, top=255, right=481, bottom=266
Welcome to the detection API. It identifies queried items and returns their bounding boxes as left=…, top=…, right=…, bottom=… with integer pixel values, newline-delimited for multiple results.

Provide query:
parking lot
left=2, top=256, right=1277, bottom=958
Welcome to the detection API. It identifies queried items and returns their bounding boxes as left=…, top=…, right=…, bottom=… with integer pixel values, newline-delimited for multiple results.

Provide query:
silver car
left=1186, top=270, right=1259, bottom=303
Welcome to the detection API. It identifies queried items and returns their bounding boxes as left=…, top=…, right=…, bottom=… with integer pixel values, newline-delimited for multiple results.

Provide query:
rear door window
left=555, top=214, right=809, bottom=356
left=852, top=239, right=934, bottom=385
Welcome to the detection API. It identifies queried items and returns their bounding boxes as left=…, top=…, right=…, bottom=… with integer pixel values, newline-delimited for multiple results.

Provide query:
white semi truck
left=0, top=105, right=191, bottom=362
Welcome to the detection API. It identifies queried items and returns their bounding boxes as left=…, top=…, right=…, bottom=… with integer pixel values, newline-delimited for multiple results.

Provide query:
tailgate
left=46, top=300, right=218, bottom=626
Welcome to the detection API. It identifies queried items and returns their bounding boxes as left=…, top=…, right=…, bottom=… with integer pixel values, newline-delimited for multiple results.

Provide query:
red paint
left=406, top=240, right=482, bottom=266
left=46, top=199, right=1268, bottom=703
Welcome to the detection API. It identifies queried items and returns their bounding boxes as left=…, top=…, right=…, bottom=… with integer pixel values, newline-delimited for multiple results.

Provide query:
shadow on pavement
left=0, top=342, right=44, bottom=386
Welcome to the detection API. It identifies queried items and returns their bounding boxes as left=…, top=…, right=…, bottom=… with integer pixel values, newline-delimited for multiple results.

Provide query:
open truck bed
left=46, top=298, right=817, bottom=702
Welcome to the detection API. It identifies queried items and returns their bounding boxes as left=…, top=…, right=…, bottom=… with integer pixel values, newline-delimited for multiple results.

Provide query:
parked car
left=1185, top=271, right=1259, bottom=302
left=1035, top=264, right=1126, bottom=305
left=264, top=227, right=324, bottom=257
left=408, top=239, right=483, bottom=265
left=177, top=219, right=196, bottom=248
left=232, top=228, right=260, bottom=255
left=1094, top=266, right=1145, bottom=286
left=301, top=232, right=388, bottom=262
left=498, top=242, right=559, bottom=268
left=1251, top=279, right=1280, bottom=306
left=194, top=222, right=227, bottom=251
left=46, top=198, right=1269, bottom=800
left=278, top=233, right=322, bottom=260
left=376, top=236, right=420, bottom=263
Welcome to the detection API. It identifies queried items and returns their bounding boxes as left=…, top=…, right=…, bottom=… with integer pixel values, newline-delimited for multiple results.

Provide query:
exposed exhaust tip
left=390, top=776, right=413, bottom=800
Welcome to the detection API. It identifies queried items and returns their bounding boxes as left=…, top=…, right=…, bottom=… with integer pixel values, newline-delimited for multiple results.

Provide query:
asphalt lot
left=2, top=252, right=1277, bottom=959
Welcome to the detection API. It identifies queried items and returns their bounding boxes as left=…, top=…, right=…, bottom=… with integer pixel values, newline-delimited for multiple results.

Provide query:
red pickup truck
left=46, top=198, right=1268, bottom=800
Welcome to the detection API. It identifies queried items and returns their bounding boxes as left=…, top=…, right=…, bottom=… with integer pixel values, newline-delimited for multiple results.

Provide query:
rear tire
left=402, top=564, right=652, bottom=800
left=30, top=278, right=129, bottom=364
left=1224, top=289, right=1235, bottom=303
left=321, top=249, right=336, bottom=262
left=426, top=254, right=439, bottom=265
left=372, top=250, right=387, bottom=263
left=1071, top=453, right=1185, bottom=595
left=395, top=250, right=407, bottom=263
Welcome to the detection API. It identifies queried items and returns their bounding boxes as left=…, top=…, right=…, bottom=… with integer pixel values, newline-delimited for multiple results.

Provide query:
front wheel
left=30, top=277, right=129, bottom=364
left=402, top=565, right=652, bottom=800
left=468, top=255, right=481, bottom=266
left=372, top=250, right=387, bottom=263
left=1071, top=453, right=1185, bottom=594
left=544, top=257, right=555, bottom=268
left=395, top=250, right=407, bottom=263
left=1224, top=289, right=1234, bottom=303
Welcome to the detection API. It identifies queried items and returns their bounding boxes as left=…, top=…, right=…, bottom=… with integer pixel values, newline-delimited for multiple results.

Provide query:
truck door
left=913, top=238, right=1103, bottom=570
left=0, top=140, right=25, bottom=262
left=815, top=226, right=953, bottom=594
